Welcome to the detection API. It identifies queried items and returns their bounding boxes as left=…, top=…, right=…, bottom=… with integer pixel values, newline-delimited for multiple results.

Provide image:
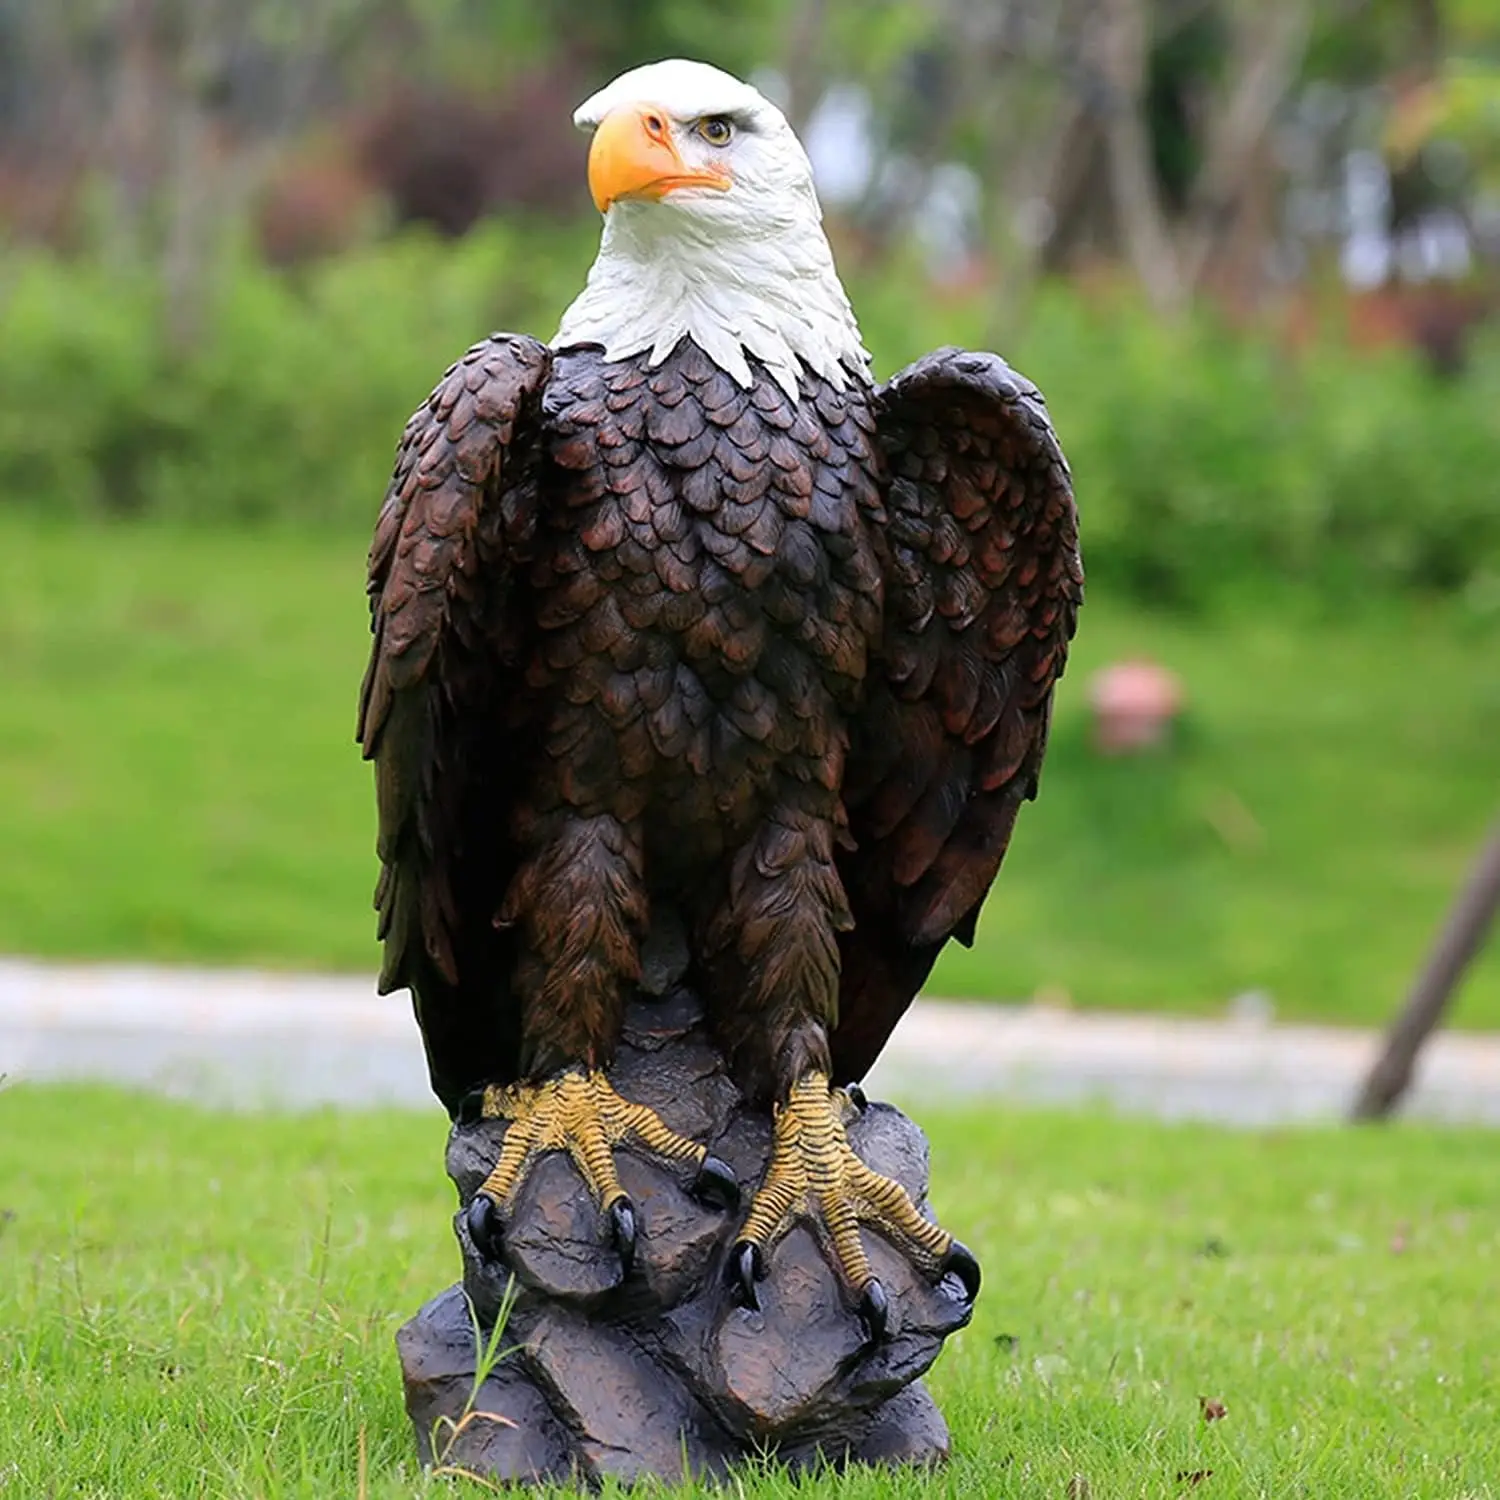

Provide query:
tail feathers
left=830, top=922, right=946, bottom=1084
left=375, top=865, right=517, bottom=1115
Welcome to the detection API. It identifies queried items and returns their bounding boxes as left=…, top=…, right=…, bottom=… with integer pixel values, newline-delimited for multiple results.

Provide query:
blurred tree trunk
left=1040, top=0, right=1311, bottom=310
left=101, top=0, right=162, bottom=271
left=159, top=20, right=220, bottom=358
left=1093, top=0, right=1185, bottom=309
left=973, top=3, right=1096, bottom=341
left=64, top=0, right=354, bottom=354
left=1412, top=0, right=1445, bottom=75
left=1176, top=2, right=1310, bottom=295
left=780, top=0, right=828, bottom=136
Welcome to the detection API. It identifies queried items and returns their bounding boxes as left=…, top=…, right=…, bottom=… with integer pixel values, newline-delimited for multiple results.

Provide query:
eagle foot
left=728, top=1071, right=980, bottom=1342
left=465, top=1067, right=738, bottom=1279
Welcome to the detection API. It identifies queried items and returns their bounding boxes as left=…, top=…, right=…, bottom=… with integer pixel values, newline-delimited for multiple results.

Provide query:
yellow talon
left=474, top=1068, right=708, bottom=1214
left=732, top=1071, right=977, bottom=1336
left=463, top=1068, right=741, bottom=1275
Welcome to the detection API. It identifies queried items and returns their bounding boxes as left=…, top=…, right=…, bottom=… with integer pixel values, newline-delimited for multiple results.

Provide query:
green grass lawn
left=1, top=511, right=1497, bottom=1026
left=1, top=1085, right=1496, bottom=1496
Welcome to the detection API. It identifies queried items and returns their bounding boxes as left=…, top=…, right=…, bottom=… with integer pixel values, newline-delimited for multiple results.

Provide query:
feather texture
left=357, top=334, right=551, bottom=1111
left=830, top=347, right=1082, bottom=1084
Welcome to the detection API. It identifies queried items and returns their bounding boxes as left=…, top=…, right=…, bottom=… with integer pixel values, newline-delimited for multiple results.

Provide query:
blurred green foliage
left=1010, top=294, right=1500, bottom=610
left=0, top=226, right=585, bottom=522
left=1387, top=58, right=1500, bottom=193
left=2, top=222, right=1499, bottom=612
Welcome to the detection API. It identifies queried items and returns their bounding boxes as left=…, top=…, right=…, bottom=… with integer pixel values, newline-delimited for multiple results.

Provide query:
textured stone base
left=398, top=1285, right=952, bottom=1487
left=397, top=987, right=971, bottom=1488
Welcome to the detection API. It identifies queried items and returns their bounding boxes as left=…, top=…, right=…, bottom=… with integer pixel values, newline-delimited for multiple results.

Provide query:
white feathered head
left=555, top=60, right=868, bottom=398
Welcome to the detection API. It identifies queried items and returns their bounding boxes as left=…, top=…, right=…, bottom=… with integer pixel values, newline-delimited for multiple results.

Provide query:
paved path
left=2, top=957, right=1498, bottom=1125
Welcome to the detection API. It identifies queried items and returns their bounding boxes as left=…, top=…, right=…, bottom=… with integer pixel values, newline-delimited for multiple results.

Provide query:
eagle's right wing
left=357, top=333, right=552, bottom=1114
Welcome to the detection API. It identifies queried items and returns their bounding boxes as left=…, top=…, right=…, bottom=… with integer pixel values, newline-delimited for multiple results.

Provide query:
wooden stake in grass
left=1352, top=817, right=1500, bottom=1120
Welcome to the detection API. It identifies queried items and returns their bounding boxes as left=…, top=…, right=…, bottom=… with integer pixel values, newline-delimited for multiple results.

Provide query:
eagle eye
left=696, top=116, right=735, bottom=147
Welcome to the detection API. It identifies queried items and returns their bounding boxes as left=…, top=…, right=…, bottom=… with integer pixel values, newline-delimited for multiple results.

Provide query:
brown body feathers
left=358, top=334, right=1081, bottom=1115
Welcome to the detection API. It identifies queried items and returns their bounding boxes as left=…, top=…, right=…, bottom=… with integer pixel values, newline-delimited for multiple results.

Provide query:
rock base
left=396, top=988, right=971, bottom=1488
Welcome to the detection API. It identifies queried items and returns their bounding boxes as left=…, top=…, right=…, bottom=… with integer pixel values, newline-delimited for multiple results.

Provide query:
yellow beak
left=587, top=104, right=732, bottom=213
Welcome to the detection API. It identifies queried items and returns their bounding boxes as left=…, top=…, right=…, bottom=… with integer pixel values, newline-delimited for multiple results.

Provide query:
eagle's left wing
left=832, top=348, right=1083, bottom=1082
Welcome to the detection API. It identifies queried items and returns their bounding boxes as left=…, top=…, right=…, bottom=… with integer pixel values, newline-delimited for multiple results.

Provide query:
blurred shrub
left=0, top=221, right=593, bottom=526
left=2, top=224, right=1498, bottom=610
left=856, top=278, right=1500, bottom=609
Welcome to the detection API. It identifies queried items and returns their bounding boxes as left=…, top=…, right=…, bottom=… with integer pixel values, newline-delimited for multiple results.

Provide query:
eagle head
left=573, top=59, right=809, bottom=222
left=555, top=60, right=868, bottom=398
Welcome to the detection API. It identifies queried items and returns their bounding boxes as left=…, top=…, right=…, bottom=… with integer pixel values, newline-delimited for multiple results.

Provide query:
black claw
left=464, top=1194, right=502, bottom=1261
left=941, top=1239, right=982, bottom=1303
left=845, top=1083, right=868, bottom=1113
left=609, top=1197, right=637, bottom=1279
left=728, top=1241, right=764, bottom=1311
left=859, top=1279, right=889, bottom=1344
left=692, top=1154, right=741, bottom=1213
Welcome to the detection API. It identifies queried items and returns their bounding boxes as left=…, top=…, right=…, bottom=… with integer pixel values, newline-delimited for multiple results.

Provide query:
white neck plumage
left=554, top=195, right=870, bottom=400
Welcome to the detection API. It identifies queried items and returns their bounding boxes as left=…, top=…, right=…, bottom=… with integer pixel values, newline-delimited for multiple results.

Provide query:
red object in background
left=1088, top=659, right=1183, bottom=754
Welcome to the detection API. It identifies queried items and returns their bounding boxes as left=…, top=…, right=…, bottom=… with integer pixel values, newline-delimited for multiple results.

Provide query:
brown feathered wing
left=357, top=333, right=552, bottom=1114
left=831, top=348, right=1083, bottom=1082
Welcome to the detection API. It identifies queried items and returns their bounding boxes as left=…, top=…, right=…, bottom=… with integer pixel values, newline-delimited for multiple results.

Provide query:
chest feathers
left=533, top=342, right=885, bottom=712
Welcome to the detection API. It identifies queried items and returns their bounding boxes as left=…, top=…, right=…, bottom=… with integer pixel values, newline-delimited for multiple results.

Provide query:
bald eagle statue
left=359, top=60, right=1081, bottom=1340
